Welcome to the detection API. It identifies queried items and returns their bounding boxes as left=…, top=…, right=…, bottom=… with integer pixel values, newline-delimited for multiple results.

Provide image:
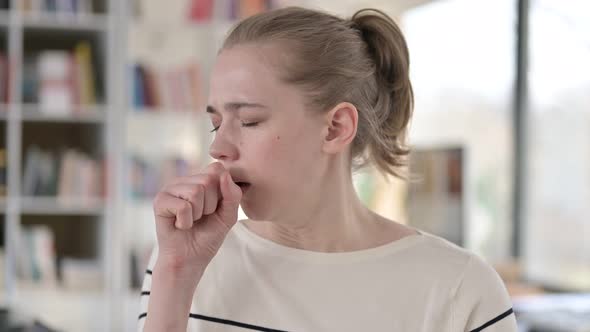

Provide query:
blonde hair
left=222, top=7, right=414, bottom=179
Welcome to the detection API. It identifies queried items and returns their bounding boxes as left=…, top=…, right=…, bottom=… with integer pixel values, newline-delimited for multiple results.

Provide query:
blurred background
left=0, top=0, right=587, bottom=331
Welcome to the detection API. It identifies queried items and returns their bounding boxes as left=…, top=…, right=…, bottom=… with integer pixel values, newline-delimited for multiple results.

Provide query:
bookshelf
left=0, top=0, right=127, bottom=331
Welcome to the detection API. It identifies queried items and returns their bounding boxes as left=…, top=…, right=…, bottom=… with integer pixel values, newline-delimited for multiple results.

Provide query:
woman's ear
left=322, top=102, right=358, bottom=153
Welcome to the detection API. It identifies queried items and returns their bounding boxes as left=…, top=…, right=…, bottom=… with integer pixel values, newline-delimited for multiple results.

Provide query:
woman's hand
left=151, top=161, right=243, bottom=276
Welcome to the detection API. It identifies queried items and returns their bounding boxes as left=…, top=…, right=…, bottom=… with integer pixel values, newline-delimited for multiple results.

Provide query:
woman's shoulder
left=395, top=226, right=503, bottom=284
left=374, top=216, right=473, bottom=267
left=413, top=230, right=489, bottom=274
left=406, top=229, right=516, bottom=329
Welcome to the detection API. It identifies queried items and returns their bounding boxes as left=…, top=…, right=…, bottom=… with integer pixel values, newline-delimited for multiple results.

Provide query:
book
left=131, top=64, right=146, bottom=109
left=22, top=42, right=99, bottom=113
left=22, top=145, right=43, bottom=196
left=0, top=248, right=4, bottom=287
left=22, top=146, right=103, bottom=199
left=22, top=147, right=59, bottom=196
left=22, top=55, right=39, bottom=104
left=61, top=257, right=102, bottom=290
left=37, top=50, right=75, bottom=115
left=131, top=62, right=203, bottom=112
left=16, top=225, right=58, bottom=287
left=224, top=0, right=273, bottom=20
left=73, top=41, right=97, bottom=106
left=37, top=149, right=58, bottom=196
left=57, top=148, right=102, bottom=199
left=187, top=0, right=214, bottom=23
left=18, top=0, right=93, bottom=15
left=0, top=148, right=6, bottom=196
left=45, top=0, right=57, bottom=12
left=239, top=0, right=266, bottom=19
left=128, top=154, right=201, bottom=199
left=0, top=52, right=7, bottom=104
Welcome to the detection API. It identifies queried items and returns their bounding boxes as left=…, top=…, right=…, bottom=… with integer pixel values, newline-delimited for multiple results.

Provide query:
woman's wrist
left=153, top=256, right=206, bottom=285
left=144, top=260, right=205, bottom=332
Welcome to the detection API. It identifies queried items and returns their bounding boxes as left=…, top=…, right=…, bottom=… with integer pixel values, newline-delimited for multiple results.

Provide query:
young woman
left=139, top=6, right=517, bottom=332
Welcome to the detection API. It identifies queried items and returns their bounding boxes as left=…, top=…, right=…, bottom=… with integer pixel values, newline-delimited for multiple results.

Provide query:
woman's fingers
left=153, top=191, right=194, bottom=230
left=164, top=167, right=224, bottom=217
left=155, top=162, right=229, bottom=230
left=163, top=183, right=206, bottom=222
left=200, top=175, right=221, bottom=216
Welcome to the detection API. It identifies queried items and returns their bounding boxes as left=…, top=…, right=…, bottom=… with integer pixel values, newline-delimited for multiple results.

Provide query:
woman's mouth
left=235, top=182, right=251, bottom=194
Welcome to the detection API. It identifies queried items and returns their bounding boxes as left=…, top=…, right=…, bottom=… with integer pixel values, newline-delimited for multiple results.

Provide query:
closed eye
left=210, top=122, right=259, bottom=133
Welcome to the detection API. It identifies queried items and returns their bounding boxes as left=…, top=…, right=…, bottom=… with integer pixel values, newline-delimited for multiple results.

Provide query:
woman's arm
left=140, top=163, right=243, bottom=331
left=143, top=258, right=204, bottom=332
left=452, top=253, right=518, bottom=332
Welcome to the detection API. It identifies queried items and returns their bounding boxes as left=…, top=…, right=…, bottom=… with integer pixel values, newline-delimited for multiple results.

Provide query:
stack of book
left=187, top=0, right=275, bottom=22
left=0, top=248, right=4, bottom=288
left=130, top=62, right=202, bottom=112
left=0, top=148, right=6, bottom=197
left=16, top=225, right=102, bottom=290
left=60, top=257, right=102, bottom=290
left=22, top=145, right=105, bottom=199
left=16, top=225, right=58, bottom=288
left=16, top=0, right=95, bottom=15
left=128, top=154, right=198, bottom=200
left=23, top=41, right=98, bottom=115
left=0, top=52, right=10, bottom=105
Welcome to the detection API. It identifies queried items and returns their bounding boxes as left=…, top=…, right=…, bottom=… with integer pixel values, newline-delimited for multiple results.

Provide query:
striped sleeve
left=136, top=245, right=159, bottom=332
left=452, top=253, right=518, bottom=332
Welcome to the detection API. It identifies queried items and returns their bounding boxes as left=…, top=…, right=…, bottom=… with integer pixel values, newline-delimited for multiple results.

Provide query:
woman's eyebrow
left=206, top=102, right=268, bottom=115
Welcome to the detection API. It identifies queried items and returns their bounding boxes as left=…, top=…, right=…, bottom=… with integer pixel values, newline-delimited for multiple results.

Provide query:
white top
left=138, top=221, right=517, bottom=332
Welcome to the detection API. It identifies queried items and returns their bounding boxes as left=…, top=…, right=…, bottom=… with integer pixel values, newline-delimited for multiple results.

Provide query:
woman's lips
left=236, top=182, right=251, bottom=194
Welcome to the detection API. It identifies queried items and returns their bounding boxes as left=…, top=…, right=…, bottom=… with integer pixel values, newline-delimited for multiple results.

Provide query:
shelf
left=20, top=104, right=106, bottom=123
left=15, top=282, right=107, bottom=332
left=17, top=280, right=103, bottom=294
left=0, top=0, right=120, bottom=330
left=20, top=12, right=108, bottom=32
left=130, top=19, right=234, bottom=32
left=19, top=196, right=105, bottom=216
left=17, top=280, right=103, bottom=295
left=128, top=108, right=204, bottom=121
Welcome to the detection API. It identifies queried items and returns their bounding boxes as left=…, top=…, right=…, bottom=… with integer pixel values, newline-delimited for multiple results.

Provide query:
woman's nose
left=208, top=129, right=238, bottom=161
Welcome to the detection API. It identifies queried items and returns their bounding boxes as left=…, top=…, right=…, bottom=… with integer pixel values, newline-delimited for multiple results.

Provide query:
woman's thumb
left=217, top=171, right=242, bottom=220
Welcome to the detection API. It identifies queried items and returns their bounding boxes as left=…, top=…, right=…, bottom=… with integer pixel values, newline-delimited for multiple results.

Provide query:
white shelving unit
left=0, top=0, right=128, bottom=331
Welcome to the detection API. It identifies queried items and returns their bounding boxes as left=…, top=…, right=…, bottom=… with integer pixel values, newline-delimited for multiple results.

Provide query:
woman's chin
left=239, top=202, right=268, bottom=222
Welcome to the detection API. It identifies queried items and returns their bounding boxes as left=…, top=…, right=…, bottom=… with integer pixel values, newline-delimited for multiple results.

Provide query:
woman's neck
left=242, top=171, right=397, bottom=252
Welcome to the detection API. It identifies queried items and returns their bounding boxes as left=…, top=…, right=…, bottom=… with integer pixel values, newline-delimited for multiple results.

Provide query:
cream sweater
left=138, top=221, right=517, bottom=332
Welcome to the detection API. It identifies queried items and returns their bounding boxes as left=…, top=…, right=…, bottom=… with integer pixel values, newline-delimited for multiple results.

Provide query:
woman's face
left=207, top=44, right=326, bottom=221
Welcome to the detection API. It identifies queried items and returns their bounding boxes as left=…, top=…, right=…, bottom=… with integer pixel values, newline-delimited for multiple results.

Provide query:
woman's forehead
left=211, top=48, right=278, bottom=94
left=209, top=46, right=299, bottom=107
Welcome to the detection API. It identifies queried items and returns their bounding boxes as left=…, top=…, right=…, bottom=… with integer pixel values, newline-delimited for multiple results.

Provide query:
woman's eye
left=210, top=122, right=259, bottom=133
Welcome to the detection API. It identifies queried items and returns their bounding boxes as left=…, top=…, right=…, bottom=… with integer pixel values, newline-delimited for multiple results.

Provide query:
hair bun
left=351, top=8, right=410, bottom=91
